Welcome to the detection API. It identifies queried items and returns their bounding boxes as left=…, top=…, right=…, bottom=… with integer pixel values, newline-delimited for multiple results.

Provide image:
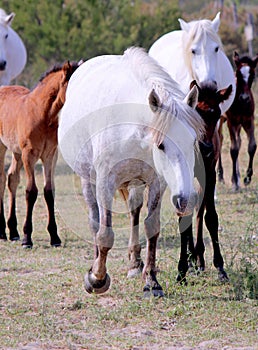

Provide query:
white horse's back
left=149, top=13, right=235, bottom=114
left=0, top=9, right=27, bottom=85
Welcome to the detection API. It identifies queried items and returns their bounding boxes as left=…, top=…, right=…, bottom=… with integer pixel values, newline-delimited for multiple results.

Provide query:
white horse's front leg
left=84, top=178, right=115, bottom=294
left=142, top=179, right=165, bottom=298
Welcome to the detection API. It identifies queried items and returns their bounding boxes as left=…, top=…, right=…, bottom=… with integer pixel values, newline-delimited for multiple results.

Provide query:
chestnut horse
left=218, top=51, right=258, bottom=191
left=177, top=81, right=232, bottom=284
left=0, top=61, right=81, bottom=247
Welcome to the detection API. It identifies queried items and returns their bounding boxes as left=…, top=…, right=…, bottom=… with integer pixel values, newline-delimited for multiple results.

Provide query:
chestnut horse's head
left=57, top=60, right=83, bottom=105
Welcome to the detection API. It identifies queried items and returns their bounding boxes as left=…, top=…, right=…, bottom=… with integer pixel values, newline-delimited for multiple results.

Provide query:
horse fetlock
left=127, top=260, right=144, bottom=278
left=9, top=231, right=20, bottom=241
left=22, top=235, right=33, bottom=249
left=217, top=267, right=229, bottom=282
left=84, top=270, right=110, bottom=294
left=176, top=272, right=188, bottom=285
left=0, top=231, right=7, bottom=240
left=143, top=270, right=164, bottom=298
left=50, top=235, right=61, bottom=247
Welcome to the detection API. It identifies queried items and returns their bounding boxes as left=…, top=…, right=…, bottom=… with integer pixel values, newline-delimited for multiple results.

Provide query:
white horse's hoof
left=84, top=271, right=111, bottom=294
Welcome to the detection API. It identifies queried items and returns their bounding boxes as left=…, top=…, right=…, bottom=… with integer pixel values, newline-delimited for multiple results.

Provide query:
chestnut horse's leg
left=21, top=149, right=39, bottom=248
left=228, top=120, right=241, bottom=191
left=42, top=149, right=61, bottom=247
left=142, top=179, right=165, bottom=298
left=127, top=186, right=144, bottom=278
left=84, top=178, right=114, bottom=294
left=243, top=116, right=257, bottom=186
left=7, top=153, right=23, bottom=241
left=0, top=142, right=7, bottom=240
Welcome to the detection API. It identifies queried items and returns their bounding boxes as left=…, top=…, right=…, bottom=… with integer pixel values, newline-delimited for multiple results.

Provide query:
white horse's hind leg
left=127, top=185, right=145, bottom=278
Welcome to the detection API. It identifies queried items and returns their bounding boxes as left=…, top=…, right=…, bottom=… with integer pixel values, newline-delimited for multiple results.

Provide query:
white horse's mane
left=183, top=19, right=223, bottom=80
left=123, top=47, right=204, bottom=142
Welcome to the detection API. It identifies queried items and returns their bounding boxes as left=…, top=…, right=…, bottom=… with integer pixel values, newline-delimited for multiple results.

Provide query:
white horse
left=58, top=47, right=205, bottom=297
left=149, top=12, right=235, bottom=115
left=0, top=9, right=27, bottom=85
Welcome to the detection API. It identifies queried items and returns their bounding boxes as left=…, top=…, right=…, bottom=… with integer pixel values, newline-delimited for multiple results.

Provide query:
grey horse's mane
left=123, top=47, right=205, bottom=143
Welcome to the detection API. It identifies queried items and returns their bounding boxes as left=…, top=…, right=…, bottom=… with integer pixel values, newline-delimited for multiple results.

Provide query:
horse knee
left=97, top=227, right=114, bottom=249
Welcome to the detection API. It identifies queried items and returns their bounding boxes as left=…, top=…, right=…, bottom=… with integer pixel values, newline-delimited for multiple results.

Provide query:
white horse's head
left=149, top=85, right=204, bottom=216
left=0, top=9, right=15, bottom=71
left=179, top=12, right=222, bottom=87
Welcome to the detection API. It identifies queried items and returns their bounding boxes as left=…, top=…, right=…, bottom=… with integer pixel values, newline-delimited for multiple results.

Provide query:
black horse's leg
left=204, top=171, right=228, bottom=282
left=177, top=215, right=194, bottom=284
left=229, top=124, right=241, bottom=191
left=217, top=116, right=226, bottom=183
left=243, top=117, right=257, bottom=185
left=195, top=200, right=206, bottom=271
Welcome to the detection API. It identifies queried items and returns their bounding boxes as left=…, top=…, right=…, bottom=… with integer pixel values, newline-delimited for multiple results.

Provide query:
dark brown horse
left=126, top=81, right=233, bottom=285
left=177, top=81, right=232, bottom=284
left=0, top=61, right=81, bottom=247
left=218, top=51, right=258, bottom=191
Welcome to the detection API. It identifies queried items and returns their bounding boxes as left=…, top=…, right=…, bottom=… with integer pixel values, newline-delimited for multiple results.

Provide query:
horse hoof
left=84, top=271, right=110, bottom=294
left=10, top=236, right=20, bottom=242
left=51, top=242, right=61, bottom=248
left=176, top=273, right=188, bottom=285
left=244, top=176, right=251, bottom=186
left=22, top=239, right=33, bottom=249
left=0, top=233, right=7, bottom=240
left=50, top=236, right=62, bottom=247
left=218, top=269, right=229, bottom=283
left=22, top=243, right=33, bottom=249
left=127, top=267, right=143, bottom=278
left=143, top=285, right=164, bottom=298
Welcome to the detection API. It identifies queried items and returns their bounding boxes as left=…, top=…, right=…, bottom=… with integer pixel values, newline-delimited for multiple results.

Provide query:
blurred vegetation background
left=2, top=0, right=258, bottom=87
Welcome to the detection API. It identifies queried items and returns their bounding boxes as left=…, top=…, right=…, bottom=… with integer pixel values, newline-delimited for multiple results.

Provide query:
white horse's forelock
left=123, top=47, right=205, bottom=142
left=183, top=19, right=223, bottom=80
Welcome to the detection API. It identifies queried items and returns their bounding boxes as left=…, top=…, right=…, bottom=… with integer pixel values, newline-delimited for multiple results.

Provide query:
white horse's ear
left=178, top=18, right=190, bottom=32
left=211, top=12, right=220, bottom=32
left=184, top=85, right=198, bottom=109
left=149, top=89, right=162, bottom=112
left=5, top=12, right=15, bottom=26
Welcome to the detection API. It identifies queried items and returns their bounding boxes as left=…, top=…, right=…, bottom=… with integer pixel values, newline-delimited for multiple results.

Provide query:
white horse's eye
left=5, top=34, right=8, bottom=39
left=215, top=46, right=219, bottom=53
left=157, top=142, right=165, bottom=151
left=191, top=49, right=196, bottom=55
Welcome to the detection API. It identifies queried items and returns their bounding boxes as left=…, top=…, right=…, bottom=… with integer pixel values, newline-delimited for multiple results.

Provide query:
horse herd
left=0, top=9, right=257, bottom=297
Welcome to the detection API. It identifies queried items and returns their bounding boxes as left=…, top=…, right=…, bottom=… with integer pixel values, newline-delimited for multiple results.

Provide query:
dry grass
left=0, top=99, right=258, bottom=349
